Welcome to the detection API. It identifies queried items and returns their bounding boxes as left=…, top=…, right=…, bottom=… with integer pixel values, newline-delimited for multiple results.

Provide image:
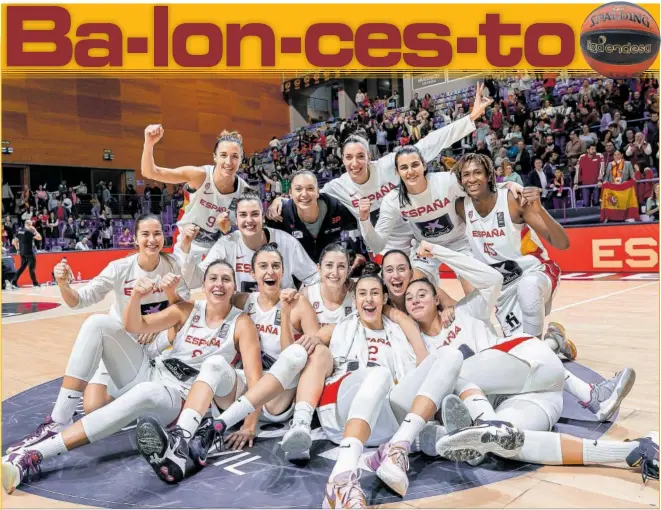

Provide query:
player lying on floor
left=403, top=242, right=656, bottom=483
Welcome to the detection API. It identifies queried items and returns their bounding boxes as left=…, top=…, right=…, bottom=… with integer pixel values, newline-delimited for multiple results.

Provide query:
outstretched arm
left=417, top=241, right=503, bottom=323
left=142, top=124, right=206, bottom=188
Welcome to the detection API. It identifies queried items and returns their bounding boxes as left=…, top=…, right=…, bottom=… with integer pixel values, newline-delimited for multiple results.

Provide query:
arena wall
left=10, top=224, right=659, bottom=286
left=1, top=77, right=290, bottom=186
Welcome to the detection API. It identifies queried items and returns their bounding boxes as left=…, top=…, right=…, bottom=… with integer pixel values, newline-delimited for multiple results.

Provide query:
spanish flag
left=600, top=180, right=640, bottom=222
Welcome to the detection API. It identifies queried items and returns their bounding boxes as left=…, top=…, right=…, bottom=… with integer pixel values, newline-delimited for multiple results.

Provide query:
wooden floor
left=1, top=278, right=659, bottom=509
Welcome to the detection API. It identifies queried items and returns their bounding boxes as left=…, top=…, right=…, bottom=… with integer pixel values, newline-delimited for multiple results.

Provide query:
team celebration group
left=2, top=84, right=658, bottom=508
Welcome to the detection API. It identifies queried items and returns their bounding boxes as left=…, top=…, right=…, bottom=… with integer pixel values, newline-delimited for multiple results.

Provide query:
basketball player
left=381, top=248, right=455, bottom=320
left=281, top=243, right=356, bottom=460
left=174, top=245, right=329, bottom=454
left=437, top=404, right=658, bottom=483
left=357, top=146, right=521, bottom=293
left=403, top=241, right=635, bottom=454
left=4, top=214, right=190, bottom=458
left=266, top=171, right=363, bottom=268
left=268, top=84, right=494, bottom=262
left=142, top=125, right=251, bottom=264
left=178, top=194, right=319, bottom=292
left=318, top=273, right=473, bottom=506
left=454, top=154, right=637, bottom=409
left=2, top=262, right=251, bottom=493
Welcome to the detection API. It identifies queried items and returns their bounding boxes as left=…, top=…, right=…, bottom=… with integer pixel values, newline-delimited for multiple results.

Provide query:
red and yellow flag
left=600, top=181, right=640, bottom=223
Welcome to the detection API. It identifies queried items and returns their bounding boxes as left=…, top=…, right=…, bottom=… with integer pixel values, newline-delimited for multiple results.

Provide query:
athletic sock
left=51, top=388, right=82, bottom=425
left=511, top=430, right=563, bottom=465
left=583, top=438, right=639, bottom=464
left=330, top=437, right=363, bottom=479
left=564, top=371, right=593, bottom=403
left=176, top=408, right=203, bottom=442
left=463, top=393, right=497, bottom=422
left=292, top=401, right=314, bottom=426
left=390, top=413, right=425, bottom=450
left=31, top=433, right=68, bottom=460
left=218, top=396, right=256, bottom=430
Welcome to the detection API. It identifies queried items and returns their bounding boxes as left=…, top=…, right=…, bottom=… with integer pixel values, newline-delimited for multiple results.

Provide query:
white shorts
left=489, top=390, right=564, bottom=431
left=410, top=237, right=473, bottom=287
left=317, top=370, right=399, bottom=447
left=495, top=267, right=560, bottom=337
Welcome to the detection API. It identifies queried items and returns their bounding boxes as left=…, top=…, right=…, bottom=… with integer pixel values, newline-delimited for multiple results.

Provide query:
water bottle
left=77, top=272, right=82, bottom=281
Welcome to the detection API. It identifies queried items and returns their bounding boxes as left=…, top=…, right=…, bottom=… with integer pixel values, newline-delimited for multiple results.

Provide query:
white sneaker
left=436, top=420, right=524, bottom=462
left=282, top=420, right=312, bottom=462
left=583, top=368, right=636, bottom=422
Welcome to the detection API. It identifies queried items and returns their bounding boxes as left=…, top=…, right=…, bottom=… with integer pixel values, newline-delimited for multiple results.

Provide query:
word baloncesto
left=7, top=6, right=577, bottom=68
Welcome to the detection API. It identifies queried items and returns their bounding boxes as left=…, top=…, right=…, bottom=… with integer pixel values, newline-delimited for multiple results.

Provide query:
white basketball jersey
left=76, top=253, right=190, bottom=326
left=463, top=189, right=556, bottom=290
left=154, top=302, right=242, bottom=397
left=306, top=283, right=354, bottom=327
left=364, top=327, right=398, bottom=375
left=322, top=164, right=413, bottom=253
left=169, top=301, right=242, bottom=368
left=243, top=293, right=283, bottom=360
left=200, top=228, right=319, bottom=292
left=421, top=307, right=497, bottom=356
left=176, top=165, right=250, bottom=249
left=388, top=172, right=468, bottom=250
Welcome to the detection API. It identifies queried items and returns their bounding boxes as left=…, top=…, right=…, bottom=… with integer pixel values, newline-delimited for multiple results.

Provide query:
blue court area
left=2, top=361, right=615, bottom=508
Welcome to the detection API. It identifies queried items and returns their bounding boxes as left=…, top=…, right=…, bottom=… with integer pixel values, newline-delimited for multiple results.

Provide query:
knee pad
left=196, top=356, right=236, bottom=398
left=346, top=366, right=393, bottom=431
left=268, top=344, right=308, bottom=390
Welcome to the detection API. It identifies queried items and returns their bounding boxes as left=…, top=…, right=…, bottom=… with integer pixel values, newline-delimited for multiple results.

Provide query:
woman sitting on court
left=5, top=214, right=189, bottom=457
left=2, top=262, right=261, bottom=492
left=316, top=272, right=467, bottom=508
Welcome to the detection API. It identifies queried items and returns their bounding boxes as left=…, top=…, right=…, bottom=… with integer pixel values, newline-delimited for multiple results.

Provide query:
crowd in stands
left=2, top=74, right=659, bottom=254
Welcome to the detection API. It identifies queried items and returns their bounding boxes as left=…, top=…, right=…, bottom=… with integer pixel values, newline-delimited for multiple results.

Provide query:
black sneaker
left=136, top=416, right=190, bottom=484
left=188, top=417, right=224, bottom=467
left=626, top=433, right=659, bottom=483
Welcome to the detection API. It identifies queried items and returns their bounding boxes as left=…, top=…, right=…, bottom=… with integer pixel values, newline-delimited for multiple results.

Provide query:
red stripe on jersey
left=318, top=372, right=352, bottom=407
left=489, top=336, right=534, bottom=353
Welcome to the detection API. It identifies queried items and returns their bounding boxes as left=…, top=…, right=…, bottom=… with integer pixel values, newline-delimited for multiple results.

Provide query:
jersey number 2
left=483, top=243, right=498, bottom=257
left=368, top=345, right=378, bottom=362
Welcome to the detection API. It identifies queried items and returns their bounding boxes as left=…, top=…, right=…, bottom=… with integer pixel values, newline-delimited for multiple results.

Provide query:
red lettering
left=354, top=23, right=400, bottom=67
left=75, top=23, right=123, bottom=67
left=6, top=6, right=72, bottom=66
left=154, top=6, right=169, bottom=66
left=305, top=23, right=353, bottom=67
left=172, top=23, right=223, bottom=67
left=236, top=263, right=252, bottom=273
left=256, top=324, right=279, bottom=335
left=403, top=23, right=452, bottom=67
left=524, top=23, right=574, bottom=67
left=479, top=13, right=522, bottom=67
left=227, top=24, right=275, bottom=66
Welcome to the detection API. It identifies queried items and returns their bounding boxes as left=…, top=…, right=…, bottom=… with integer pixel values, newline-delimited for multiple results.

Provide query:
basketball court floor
left=1, top=275, right=659, bottom=509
